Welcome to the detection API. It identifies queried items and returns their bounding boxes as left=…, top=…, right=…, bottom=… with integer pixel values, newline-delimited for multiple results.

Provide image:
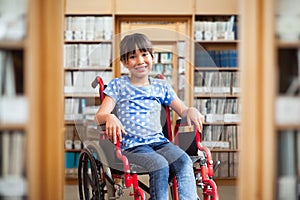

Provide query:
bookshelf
left=239, top=0, right=300, bottom=199
left=1, top=0, right=64, bottom=199
left=63, top=13, right=114, bottom=182
left=275, top=0, right=300, bottom=199
left=192, top=13, right=240, bottom=182
left=63, top=0, right=239, bottom=186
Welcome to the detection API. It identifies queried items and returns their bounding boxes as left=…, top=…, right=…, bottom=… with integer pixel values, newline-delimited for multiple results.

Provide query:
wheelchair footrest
left=213, top=160, right=221, bottom=173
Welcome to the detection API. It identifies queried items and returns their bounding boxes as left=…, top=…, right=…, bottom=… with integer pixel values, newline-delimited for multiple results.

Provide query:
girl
left=95, top=33, right=203, bottom=200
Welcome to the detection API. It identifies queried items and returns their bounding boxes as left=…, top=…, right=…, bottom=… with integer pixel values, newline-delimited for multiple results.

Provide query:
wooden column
left=239, top=0, right=276, bottom=199
left=27, top=0, right=64, bottom=199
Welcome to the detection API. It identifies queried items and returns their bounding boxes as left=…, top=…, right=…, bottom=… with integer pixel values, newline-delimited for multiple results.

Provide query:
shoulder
left=107, top=76, right=129, bottom=86
left=150, top=77, right=168, bottom=87
left=150, top=77, right=173, bottom=92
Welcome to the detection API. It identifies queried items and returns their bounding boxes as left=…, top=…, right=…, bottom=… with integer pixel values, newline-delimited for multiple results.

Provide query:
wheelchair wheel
left=78, top=142, right=115, bottom=200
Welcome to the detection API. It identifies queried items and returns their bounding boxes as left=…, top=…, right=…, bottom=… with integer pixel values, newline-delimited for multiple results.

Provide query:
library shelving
left=275, top=1, right=300, bottom=199
left=63, top=14, right=114, bottom=182
left=239, top=0, right=300, bottom=199
left=63, top=0, right=239, bottom=186
left=192, top=13, right=240, bottom=182
left=1, top=0, right=64, bottom=199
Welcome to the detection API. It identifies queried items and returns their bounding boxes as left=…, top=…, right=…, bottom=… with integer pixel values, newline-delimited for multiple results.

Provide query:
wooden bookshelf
left=115, top=0, right=194, bottom=15
left=65, top=0, right=113, bottom=15
left=63, top=0, right=240, bottom=188
left=0, top=0, right=64, bottom=200
left=195, top=0, right=238, bottom=15
left=0, top=40, right=26, bottom=50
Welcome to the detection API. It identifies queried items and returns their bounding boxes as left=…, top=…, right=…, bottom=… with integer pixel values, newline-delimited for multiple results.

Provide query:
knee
left=172, top=153, right=193, bottom=173
left=177, top=153, right=193, bottom=167
left=148, top=157, right=169, bottom=172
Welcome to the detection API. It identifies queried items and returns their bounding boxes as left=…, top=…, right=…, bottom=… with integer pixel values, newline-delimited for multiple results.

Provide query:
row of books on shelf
left=211, top=152, right=238, bottom=178
left=194, top=16, right=237, bottom=41
left=0, top=50, right=25, bottom=95
left=276, top=0, right=300, bottom=42
left=194, top=71, right=240, bottom=94
left=277, top=129, right=300, bottom=199
left=201, top=125, right=240, bottom=149
left=154, top=51, right=172, bottom=64
left=0, top=131, right=27, bottom=197
left=0, top=50, right=28, bottom=124
left=65, top=126, right=83, bottom=150
left=65, top=99, right=99, bottom=122
left=64, top=71, right=113, bottom=94
left=153, top=63, right=173, bottom=76
left=276, top=96, right=300, bottom=125
left=64, top=16, right=113, bottom=41
left=194, top=49, right=238, bottom=68
left=0, top=0, right=27, bottom=41
left=65, top=152, right=80, bottom=177
left=194, top=98, right=240, bottom=123
left=64, top=44, right=112, bottom=68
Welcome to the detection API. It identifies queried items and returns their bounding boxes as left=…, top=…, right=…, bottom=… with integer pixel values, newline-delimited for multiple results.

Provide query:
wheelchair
left=77, top=76, right=220, bottom=200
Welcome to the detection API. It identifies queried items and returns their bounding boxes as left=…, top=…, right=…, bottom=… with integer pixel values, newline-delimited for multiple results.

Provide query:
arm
left=169, top=96, right=204, bottom=132
left=94, top=96, right=126, bottom=144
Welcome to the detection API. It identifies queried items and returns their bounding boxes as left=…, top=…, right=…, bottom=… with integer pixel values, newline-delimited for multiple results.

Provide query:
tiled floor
left=64, top=181, right=237, bottom=200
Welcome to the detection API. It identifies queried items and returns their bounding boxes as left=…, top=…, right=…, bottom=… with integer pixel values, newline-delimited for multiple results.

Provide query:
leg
left=123, top=144, right=169, bottom=200
left=154, top=142, right=199, bottom=200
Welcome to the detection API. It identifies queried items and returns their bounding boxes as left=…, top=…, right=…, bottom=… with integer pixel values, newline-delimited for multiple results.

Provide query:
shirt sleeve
left=162, top=81, right=176, bottom=106
left=103, top=78, right=120, bottom=103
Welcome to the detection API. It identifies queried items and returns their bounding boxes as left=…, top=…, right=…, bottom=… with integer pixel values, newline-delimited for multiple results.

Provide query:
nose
left=136, top=54, right=144, bottom=64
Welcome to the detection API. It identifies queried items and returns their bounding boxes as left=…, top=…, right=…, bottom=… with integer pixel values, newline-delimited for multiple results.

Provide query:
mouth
left=134, top=65, right=148, bottom=72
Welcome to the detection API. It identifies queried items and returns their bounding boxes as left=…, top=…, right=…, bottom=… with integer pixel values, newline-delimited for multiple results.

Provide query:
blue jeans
left=123, top=141, right=198, bottom=200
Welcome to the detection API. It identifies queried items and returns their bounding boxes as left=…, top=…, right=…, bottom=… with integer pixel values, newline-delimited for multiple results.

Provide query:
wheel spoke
left=78, top=147, right=111, bottom=200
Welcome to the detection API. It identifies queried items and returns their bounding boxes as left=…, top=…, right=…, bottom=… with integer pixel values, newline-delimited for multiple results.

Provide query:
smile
left=135, top=65, right=148, bottom=71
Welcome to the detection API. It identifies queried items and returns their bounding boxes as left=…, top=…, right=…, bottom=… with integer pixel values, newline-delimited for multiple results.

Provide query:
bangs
left=120, top=33, right=153, bottom=62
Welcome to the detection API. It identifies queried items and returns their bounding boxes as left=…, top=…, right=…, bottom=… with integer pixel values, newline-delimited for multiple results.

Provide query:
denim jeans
left=123, top=141, right=198, bottom=200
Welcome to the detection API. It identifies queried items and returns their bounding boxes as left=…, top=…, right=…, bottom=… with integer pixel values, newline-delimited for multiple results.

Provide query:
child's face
left=122, top=49, right=153, bottom=78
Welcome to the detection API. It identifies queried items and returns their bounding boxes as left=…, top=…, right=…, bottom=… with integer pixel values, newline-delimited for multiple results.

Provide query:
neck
left=129, top=76, right=150, bottom=86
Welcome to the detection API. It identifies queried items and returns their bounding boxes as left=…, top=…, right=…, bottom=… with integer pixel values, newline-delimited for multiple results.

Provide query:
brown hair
left=120, top=33, right=153, bottom=62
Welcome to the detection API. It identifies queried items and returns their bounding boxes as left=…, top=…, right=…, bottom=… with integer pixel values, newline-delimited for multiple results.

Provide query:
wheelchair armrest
left=97, top=124, right=131, bottom=172
left=115, top=140, right=130, bottom=172
left=174, top=118, right=215, bottom=177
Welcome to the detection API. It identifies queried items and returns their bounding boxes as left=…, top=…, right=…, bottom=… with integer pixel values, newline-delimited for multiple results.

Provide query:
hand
left=186, top=107, right=205, bottom=133
left=105, top=114, right=126, bottom=144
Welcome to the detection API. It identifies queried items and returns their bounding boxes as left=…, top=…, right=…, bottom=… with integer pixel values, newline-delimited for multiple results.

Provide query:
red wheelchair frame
left=77, top=76, right=219, bottom=200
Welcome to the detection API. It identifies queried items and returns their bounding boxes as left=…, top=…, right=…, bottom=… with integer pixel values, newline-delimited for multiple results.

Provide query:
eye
left=142, top=52, right=149, bottom=57
left=129, top=55, right=136, bottom=59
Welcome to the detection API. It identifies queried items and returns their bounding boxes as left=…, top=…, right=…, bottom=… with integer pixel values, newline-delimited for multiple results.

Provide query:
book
left=65, top=126, right=74, bottom=150
left=276, top=96, right=300, bottom=125
left=278, top=130, right=295, bottom=176
left=1, top=131, right=10, bottom=176
left=277, top=176, right=297, bottom=200
left=9, top=131, right=25, bottom=176
left=218, top=152, right=229, bottom=178
left=85, top=16, right=95, bottom=41
left=177, top=41, right=186, bottom=58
